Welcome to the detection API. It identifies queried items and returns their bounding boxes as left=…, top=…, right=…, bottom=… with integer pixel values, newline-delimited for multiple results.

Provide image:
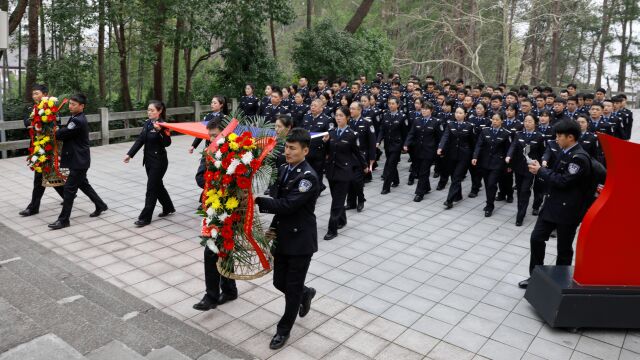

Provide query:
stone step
left=0, top=333, right=83, bottom=360
left=146, top=346, right=192, bottom=360
left=197, top=349, right=236, bottom=360
left=85, top=340, right=146, bottom=360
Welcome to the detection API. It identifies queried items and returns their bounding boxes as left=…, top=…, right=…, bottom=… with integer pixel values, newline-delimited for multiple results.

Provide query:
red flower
left=218, top=251, right=227, bottom=258
left=236, top=177, right=251, bottom=189
left=223, top=238, right=234, bottom=251
left=242, top=131, right=252, bottom=138
left=230, top=213, right=241, bottom=222
left=213, top=171, right=221, bottom=181
left=43, top=166, right=51, bottom=173
left=28, top=147, right=34, bottom=153
left=221, top=225, right=233, bottom=240
left=221, top=157, right=232, bottom=169
left=250, top=159, right=261, bottom=171
left=243, top=138, right=253, bottom=147
left=235, top=164, right=247, bottom=175
left=222, top=175, right=233, bottom=185
left=220, top=143, right=229, bottom=153
left=44, top=144, right=53, bottom=151
left=204, top=171, right=214, bottom=182
left=51, top=106, right=58, bottom=112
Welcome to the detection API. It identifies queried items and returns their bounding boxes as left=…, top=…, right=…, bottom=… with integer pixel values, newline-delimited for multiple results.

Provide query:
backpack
left=574, top=151, right=607, bottom=209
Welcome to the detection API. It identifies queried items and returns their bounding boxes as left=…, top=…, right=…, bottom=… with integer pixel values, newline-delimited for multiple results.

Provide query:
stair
left=0, top=224, right=253, bottom=360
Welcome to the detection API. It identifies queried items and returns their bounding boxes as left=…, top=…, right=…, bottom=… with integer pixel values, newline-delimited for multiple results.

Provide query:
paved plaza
left=1, top=112, right=639, bottom=360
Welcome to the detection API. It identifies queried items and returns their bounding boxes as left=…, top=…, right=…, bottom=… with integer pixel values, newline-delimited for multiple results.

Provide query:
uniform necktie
left=283, top=166, right=294, bottom=182
left=337, top=128, right=343, bottom=138
left=493, top=128, right=497, bottom=136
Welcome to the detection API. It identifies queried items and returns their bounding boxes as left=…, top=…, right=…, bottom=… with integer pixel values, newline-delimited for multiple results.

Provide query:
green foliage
left=36, top=53, right=96, bottom=98
left=292, top=19, right=392, bottom=81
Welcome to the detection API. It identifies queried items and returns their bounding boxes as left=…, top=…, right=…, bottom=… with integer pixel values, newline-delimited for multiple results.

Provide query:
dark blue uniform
left=239, top=95, right=259, bottom=116
left=377, top=111, right=407, bottom=192
left=127, top=120, right=175, bottom=223
left=256, top=160, right=319, bottom=337
left=507, top=131, right=545, bottom=224
left=473, top=127, right=510, bottom=214
left=498, top=119, right=524, bottom=201
left=467, top=114, right=491, bottom=195
left=346, top=117, right=376, bottom=208
left=404, top=116, right=441, bottom=197
left=54, top=112, right=107, bottom=225
left=300, top=112, right=333, bottom=187
left=438, top=120, right=475, bottom=205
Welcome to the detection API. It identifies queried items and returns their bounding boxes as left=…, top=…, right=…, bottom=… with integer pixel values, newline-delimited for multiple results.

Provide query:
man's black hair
left=32, top=84, right=48, bottom=94
left=70, top=93, right=88, bottom=105
left=554, top=120, right=581, bottom=140
left=286, top=128, right=311, bottom=149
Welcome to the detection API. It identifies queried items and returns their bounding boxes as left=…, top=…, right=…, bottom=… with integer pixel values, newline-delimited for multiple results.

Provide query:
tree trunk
left=548, top=0, right=560, bottom=85
left=172, top=17, right=183, bottom=107
left=8, top=0, right=28, bottom=35
left=39, top=0, right=45, bottom=56
left=616, top=2, right=633, bottom=92
left=184, top=47, right=192, bottom=102
left=25, top=0, right=39, bottom=102
left=113, top=20, right=132, bottom=110
left=136, top=55, right=143, bottom=103
left=269, top=16, right=276, bottom=58
left=306, top=0, right=313, bottom=29
left=344, top=0, right=374, bottom=34
left=595, top=0, right=614, bottom=88
left=505, top=0, right=517, bottom=82
left=97, top=0, right=106, bottom=99
left=586, top=33, right=600, bottom=85
left=571, top=27, right=585, bottom=82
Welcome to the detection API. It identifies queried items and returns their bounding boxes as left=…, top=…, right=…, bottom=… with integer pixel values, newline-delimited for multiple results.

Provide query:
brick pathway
left=1, top=111, right=638, bottom=360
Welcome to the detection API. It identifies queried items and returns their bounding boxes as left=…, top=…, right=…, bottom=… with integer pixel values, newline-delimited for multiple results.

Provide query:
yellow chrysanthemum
left=225, top=197, right=239, bottom=211
left=33, top=145, right=41, bottom=153
left=37, top=103, right=44, bottom=110
left=228, top=133, right=238, bottom=141
left=211, top=198, right=222, bottom=210
left=41, top=136, right=50, bottom=143
left=48, top=100, right=54, bottom=108
left=41, top=115, right=48, bottom=122
left=44, top=109, right=52, bottom=116
left=205, top=190, right=219, bottom=206
left=216, top=189, right=224, bottom=197
left=34, top=167, right=42, bottom=173
left=229, top=141, right=239, bottom=151
left=38, top=155, right=47, bottom=162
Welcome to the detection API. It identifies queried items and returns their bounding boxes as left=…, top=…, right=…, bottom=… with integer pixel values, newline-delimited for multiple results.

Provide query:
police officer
left=124, top=100, right=175, bottom=227
left=518, top=120, right=593, bottom=288
left=472, top=112, right=511, bottom=217
left=261, top=88, right=288, bottom=124
left=323, top=107, right=366, bottom=240
left=290, top=92, right=309, bottom=128
left=377, top=97, right=407, bottom=194
left=19, top=84, right=65, bottom=216
left=48, top=94, right=108, bottom=229
left=300, top=99, right=333, bottom=191
left=239, top=83, right=260, bottom=116
left=612, top=95, right=633, bottom=140
left=255, top=128, right=319, bottom=350
left=437, top=107, right=475, bottom=209
left=195, top=116, right=224, bottom=208
left=193, top=118, right=238, bottom=312
left=403, top=103, right=441, bottom=202
left=576, top=114, right=600, bottom=158
left=467, top=102, right=491, bottom=197
left=189, top=95, right=225, bottom=154
left=346, top=102, right=376, bottom=211
left=551, top=98, right=571, bottom=124
left=506, top=114, right=545, bottom=226
left=497, top=104, right=523, bottom=203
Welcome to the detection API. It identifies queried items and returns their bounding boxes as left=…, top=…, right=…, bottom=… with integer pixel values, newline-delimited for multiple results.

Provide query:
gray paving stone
left=85, top=340, right=146, bottom=360
left=0, top=334, right=84, bottom=360
left=0, top=298, right=47, bottom=353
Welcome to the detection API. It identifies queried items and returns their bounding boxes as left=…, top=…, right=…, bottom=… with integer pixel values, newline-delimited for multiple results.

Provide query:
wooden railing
left=0, top=99, right=240, bottom=153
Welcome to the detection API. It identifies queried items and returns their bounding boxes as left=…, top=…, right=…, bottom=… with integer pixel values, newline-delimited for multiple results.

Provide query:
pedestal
left=524, top=266, right=640, bottom=329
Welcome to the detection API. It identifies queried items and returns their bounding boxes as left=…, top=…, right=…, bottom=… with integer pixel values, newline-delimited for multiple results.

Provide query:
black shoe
left=269, top=333, right=290, bottom=350
left=436, top=184, right=445, bottom=191
left=468, top=192, right=478, bottom=198
left=320, top=184, right=327, bottom=193
left=19, top=208, right=38, bottom=217
left=299, top=288, right=316, bottom=317
left=381, top=189, right=390, bottom=195
left=158, top=210, right=175, bottom=218
left=48, top=220, right=70, bottom=230
left=391, top=183, right=399, bottom=188
left=337, top=222, right=346, bottom=230
left=345, top=204, right=357, bottom=210
left=453, top=195, right=463, bottom=202
left=218, top=293, right=238, bottom=305
left=518, top=278, right=530, bottom=289
left=407, top=179, right=414, bottom=186
left=193, top=295, right=217, bottom=311
left=443, top=201, right=453, bottom=209
left=496, top=194, right=506, bottom=201
left=413, top=195, right=423, bottom=202
left=515, top=220, right=523, bottom=226
left=433, top=172, right=440, bottom=178
left=323, top=232, right=337, bottom=241
left=90, top=206, right=108, bottom=218
left=506, top=196, right=514, bottom=203
left=364, top=178, right=372, bottom=183
left=356, top=202, right=364, bottom=212
left=532, top=209, right=539, bottom=216
left=134, top=220, right=150, bottom=227
left=484, top=210, right=493, bottom=217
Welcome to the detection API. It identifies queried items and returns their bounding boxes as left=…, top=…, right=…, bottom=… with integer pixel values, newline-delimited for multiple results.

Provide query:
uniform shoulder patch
left=370, top=125, right=375, bottom=133
left=568, top=162, right=581, bottom=175
left=67, top=121, right=76, bottom=129
left=298, top=179, right=313, bottom=192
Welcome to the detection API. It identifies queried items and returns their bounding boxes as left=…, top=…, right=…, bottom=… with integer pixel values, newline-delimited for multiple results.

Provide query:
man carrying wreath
left=255, top=128, right=320, bottom=350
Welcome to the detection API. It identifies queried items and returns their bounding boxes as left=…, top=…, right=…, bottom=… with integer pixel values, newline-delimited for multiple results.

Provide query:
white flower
left=31, top=156, right=38, bottom=162
left=38, top=149, right=45, bottom=154
left=206, top=239, right=219, bottom=254
left=214, top=160, right=222, bottom=169
left=49, top=97, right=58, bottom=102
left=216, top=137, right=225, bottom=146
left=241, top=152, right=253, bottom=165
left=42, top=97, right=49, bottom=102
left=38, top=109, right=45, bottom=116
left=226, top=159, right=241, bottom=175
left=206, top=207, right=215, bottom=216
left=218, top=211, right=229, bottom=222
left=214, top=150, right=222, bottom=160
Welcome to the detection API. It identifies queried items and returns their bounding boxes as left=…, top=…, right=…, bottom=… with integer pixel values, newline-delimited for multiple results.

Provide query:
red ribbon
left=51, top=99, right=69, bottom=182
left=202, top=119, right=276, bottom=271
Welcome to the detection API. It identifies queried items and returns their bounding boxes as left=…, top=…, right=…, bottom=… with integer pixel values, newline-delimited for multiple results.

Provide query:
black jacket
left=404, top=116, right=441, bottom=160
left=578, top=132, right=599, bottom=158
left=473, top=127, right=511, bottom=170
left=290, top=103, right=310, bottom=128
left=539, top=144, right=592, bottom=224
left=439, top=121, right=475, bottom=161
left=588, top=117, right=615, bottom=136
left=377, top=111, right=407, bottom=152
left=325, top=127, right=365, bottom=182
left=256, top=161, right=319, bottom=256
left=261, top=103, right=288, bottom=124
left=301, top=112, right=333, bottom=160
left=239, top=95, right=260, bottom=116
left=192, top=112, right=220, bottom=149
left=56, top=112, right=91, bottom=170
left=127, top=119, right=171, bottom=167
left=503, top=119, right=524, bottom=139
left=507, top=131, right=545, bottom=175
left=348, top=116, right=377, bottom=162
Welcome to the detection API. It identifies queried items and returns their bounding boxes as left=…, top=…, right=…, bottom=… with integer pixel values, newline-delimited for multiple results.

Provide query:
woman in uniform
left=467, top=102, right=491, bottom=197
left=437, top=107, right=475, bottom=209
left=377, top=97, right=407, bottom=194
left=239, top=83, right=259, bottom=117
left=124, top=100, right=175, bottom=227
left=189, top=95, right=226, bottom=154
left=322, top=106, right=366, bottom=240
left=506, top=113, right=545, bottom=225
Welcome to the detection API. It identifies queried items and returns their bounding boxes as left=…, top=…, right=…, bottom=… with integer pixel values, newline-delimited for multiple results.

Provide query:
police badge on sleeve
left=298, top=179, right=313, bottom=192
left=67, top=121, right=76, bottom=129
left=568, top=162, right=580, bottom=175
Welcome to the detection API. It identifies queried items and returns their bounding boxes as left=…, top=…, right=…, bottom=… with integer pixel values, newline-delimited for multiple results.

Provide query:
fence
left=0, top=99, right=240, bottom=155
